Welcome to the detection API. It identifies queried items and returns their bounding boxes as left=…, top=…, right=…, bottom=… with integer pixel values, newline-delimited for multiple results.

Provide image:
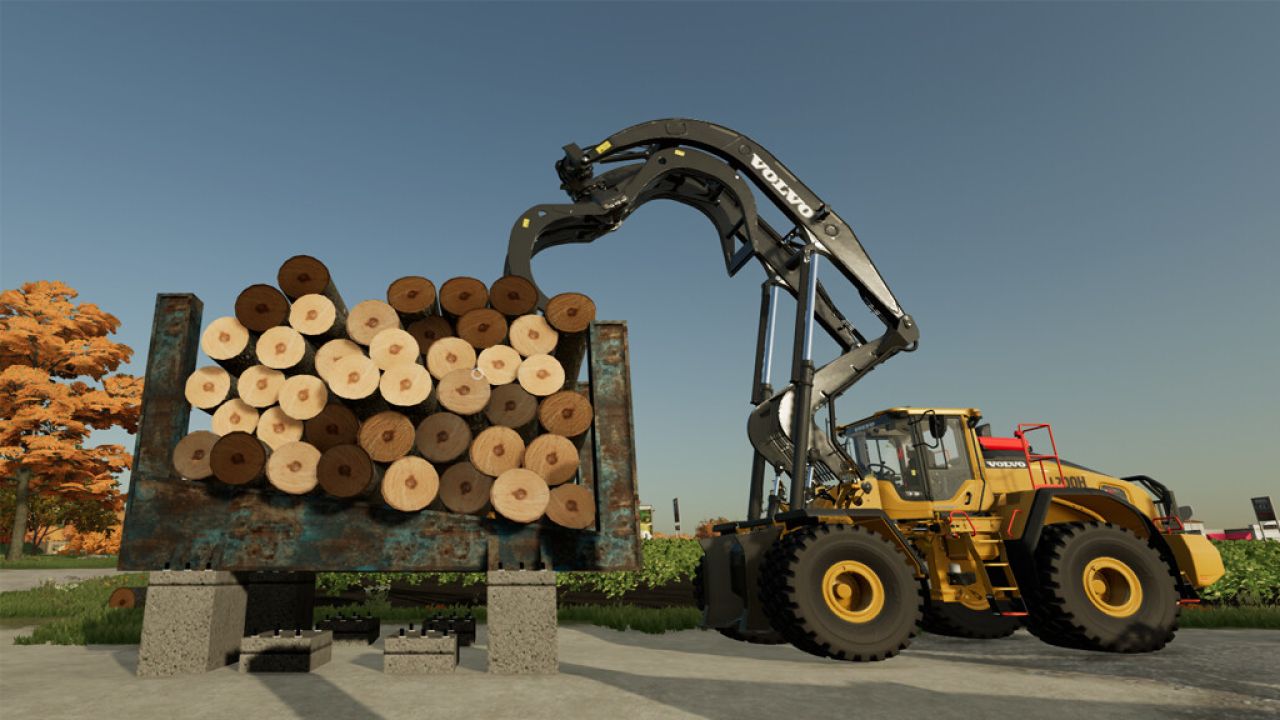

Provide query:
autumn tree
left=0, top=281, right=142, bottom=560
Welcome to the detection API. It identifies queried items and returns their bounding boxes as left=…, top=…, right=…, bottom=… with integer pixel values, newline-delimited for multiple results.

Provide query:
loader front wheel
left=759, top=524, right=922, bottom=661
left=1026, top=522, right=1179, bottom=653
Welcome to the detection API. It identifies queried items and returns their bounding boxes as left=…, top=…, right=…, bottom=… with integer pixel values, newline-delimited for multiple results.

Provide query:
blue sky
left=2, top=2, right=1277, bottom=532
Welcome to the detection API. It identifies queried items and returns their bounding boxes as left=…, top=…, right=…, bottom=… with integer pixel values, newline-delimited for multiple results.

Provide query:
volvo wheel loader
left=505, top=118, right=1225, bottom=661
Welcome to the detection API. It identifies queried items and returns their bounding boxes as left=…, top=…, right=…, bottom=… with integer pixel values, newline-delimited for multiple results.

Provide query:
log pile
left=175, top=255, right=598, bottom=529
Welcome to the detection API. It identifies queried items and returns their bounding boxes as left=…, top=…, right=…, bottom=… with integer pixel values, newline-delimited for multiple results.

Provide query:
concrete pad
left=239, top=630, right=333, bottom=673
left=487, top=570, right=557, bottom=674
left=136, top=570, right=246, bottom=677
left=2, top=624, right=1278, bottom=720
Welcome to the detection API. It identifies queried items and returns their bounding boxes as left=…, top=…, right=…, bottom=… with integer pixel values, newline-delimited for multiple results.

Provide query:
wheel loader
left=505, top=118, right=1226, bottom=661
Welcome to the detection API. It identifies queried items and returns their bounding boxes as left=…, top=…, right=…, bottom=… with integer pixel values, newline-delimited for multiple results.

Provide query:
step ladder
left=944, top=511, right=1028, bottom=617
left=1015, top=423, right=1067, bottom=490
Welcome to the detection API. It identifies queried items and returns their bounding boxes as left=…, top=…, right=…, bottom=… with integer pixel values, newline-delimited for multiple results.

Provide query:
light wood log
left=414, top=412, right=472, bottom=464
left=173, top=430, right=219, bottom=480
left=406, top=316, right=454, bottom=355
left=278, top=374, right=328, bottom=420
left=327, top=354, right=380, bottom=400
left=386, top=276, right=437, bottom=320
left=107, top=586, right=147, bottom=609
left=537, top=390, right=594, bottom=438
left=210, top=431, right=269, bottom=486
left=304, top=402, right=360, bottom=451
left=277, top=255, right=347, bottom=315
left=476, top=345, right=520, bottom=386
left=546, top=483, right=596, bottom=529
left=237, top=365, right=286, bottom=408
left=201, top=316, right=255, bottom=375
left=256, top=326, right=315, bottom=373
left=357, top=411, right=416, bottom=463
left=257, top=406, right=304, bottom=450
left=369, top=328, right=421, bottom=370
left=346, top=300, right=402, bottom=346
left=437, top=368, right=491, bottom=416
left=379, top=362, right=434, bottom=412
left=265, top=440, right=322, bottom=495
left=517, top=354, right=565, bottom=397
left=184, top=366, right=235, bottom=412
left=544, top=292, right=596, bottom=334
left=212, top=399, right=260, bottom=436
left=315, top=338, right=363, bottom=384
left=484, top=384, right=538, bottom=431
left=381, top=456, right=439, bottom=512
left=488, top=275, right=539, bottom=318
left=234, top=284, right=291, bottom=333
left=523, top=434, right=580, bottom=486
left=490, top=468, right=549, bottom=523
left=317, top=444, right=380, bottom=498
left=425, top=337, right=476, bottom=380
left=469, top=426, right=525, bottom=477
left=456, top=308, right=508, bottom=350
left=508, top=315, right=558, bottom=357
left=438, top=461, right=492, bottom=514
left=439, top=277, right=488, bottom=318
left=288, top=293, right=347, bottom=340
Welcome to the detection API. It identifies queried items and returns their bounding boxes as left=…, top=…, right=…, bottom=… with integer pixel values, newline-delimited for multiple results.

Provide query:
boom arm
left=505, top=119, right=919, bottom=511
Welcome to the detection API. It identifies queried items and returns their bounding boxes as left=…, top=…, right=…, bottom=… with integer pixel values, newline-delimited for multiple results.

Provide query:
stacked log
left=172, top=256, right=599, bottom=529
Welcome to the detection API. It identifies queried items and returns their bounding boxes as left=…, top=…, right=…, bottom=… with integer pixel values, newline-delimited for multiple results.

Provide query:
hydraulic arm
left=505, top=119, right=919, bottom=516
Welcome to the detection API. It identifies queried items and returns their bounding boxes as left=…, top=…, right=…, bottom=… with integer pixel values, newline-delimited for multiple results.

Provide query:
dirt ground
left=1, top=623, right=1276, bottom=720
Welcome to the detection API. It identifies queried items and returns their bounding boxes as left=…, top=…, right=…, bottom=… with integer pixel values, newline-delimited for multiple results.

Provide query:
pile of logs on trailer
left=173, top=255, right=598, bottom=530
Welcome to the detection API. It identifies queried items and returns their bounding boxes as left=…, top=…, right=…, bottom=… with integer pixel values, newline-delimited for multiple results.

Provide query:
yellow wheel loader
left=505, top=118, right=1225, bottom=661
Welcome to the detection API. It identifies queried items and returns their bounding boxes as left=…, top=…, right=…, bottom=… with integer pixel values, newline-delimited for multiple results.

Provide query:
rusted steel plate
left=119, top=295, right=641, bottom=572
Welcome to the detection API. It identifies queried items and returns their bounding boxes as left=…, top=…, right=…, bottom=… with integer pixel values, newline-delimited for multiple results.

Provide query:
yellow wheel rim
left=1082, top=556, right=1143, bottom=618
left=958, top=587, right=991, bottom=612
left=821, top=560, right=885, bottom=624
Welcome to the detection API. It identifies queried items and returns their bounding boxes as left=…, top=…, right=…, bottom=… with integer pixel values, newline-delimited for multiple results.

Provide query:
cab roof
left=838, top=407, right=982, bottom=433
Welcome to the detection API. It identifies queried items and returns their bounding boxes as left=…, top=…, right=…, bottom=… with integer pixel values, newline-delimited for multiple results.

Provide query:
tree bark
left=6, top=467, right=32, bottom=560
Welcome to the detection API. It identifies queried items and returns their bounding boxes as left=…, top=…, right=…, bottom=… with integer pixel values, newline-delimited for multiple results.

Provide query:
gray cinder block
left=238, top=630, right=333, bottom=673
left=136, top=570, right=247, bottom=677
left=383, top=630, right=459, bottom=675
left=486, top=570, right=557, bottom=674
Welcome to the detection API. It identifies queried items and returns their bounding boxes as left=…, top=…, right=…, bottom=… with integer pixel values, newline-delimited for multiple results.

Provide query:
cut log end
left=328, top=354, right=380, bottom=400
left=237, top=365, right=286, bottom=408
left=257, top=406, right=304, bottom=450
left=387, top=276, right=437, bottom=316
left=184, top=366, right=233, bottom=410
left=289, top=293, right=339, bottom=337
left=234, top=284, right=291, bottom=333
left=438, top=461, right=492, bottom=514
left=406, top=316, right=454, bottom=355
left=201, top=316, right=251, bottom=361
left=266, top=441, right=322, bottom=495
left=547, top=483, right=596, bottom=529
left=523, top=433, right=580, bottom=486
left=517, top=354, right=565, bottom=397
left=490, top=468, right=550, bottom=523
left=488, top=275, right=539, bottom=317
left=173, top=430, right=220, bottom=480
left=369, top=328, right=422, bottom=370
left=278, top=374, right=329, bottom=420
left=379, top=363, right=433, bottom=408
left=315, top=338, right=363, bottom=384
left=508, top=315, right=559, bottom=357
left=537, top=390, right=594, bottom=437
left=210, top=431, right=268, bottom=486
left=425, top=337, right=477, bottom=380
left=212, top=399, right=260, bottom=436
left=414, top=412, right=472, bottom=463
left=381, top=456, right=439, bottom=512
left=317, top=444, right=376, bottom=498
left=108, top=587, right=147, bottom=609
left=437, top=368, right=492, bottom=416
left=469, top=425, right=525, bottom=477
left=439, top=276, right=489, bottom=317
left=357, top=411, right=416, bottom=463
left=304, top=402, right=360, bottom=451
left=456, top=308, right=508, bottom=350
left=485, top=383, right=538, bottom=428
left=277, top=255, right=332, bottom=299
left=476, top=344, right=521, bottom=386
left=545, top=292, right=596, bottom=334
left=346, top=300, right=402, bottom=346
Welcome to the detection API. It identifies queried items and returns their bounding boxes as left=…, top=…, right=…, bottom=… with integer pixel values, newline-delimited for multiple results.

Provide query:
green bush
left=1179, top=605, right=1280, bottom=629
left=1199, top=541, right=1280, bottom=606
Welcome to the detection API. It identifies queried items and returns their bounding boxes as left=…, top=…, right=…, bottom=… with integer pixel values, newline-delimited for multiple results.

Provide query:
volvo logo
left=750, top=154, right=815, bottom=218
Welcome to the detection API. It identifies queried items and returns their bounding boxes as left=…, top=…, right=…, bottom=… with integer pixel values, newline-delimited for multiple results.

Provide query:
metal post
left=748, top=281, right=780, bottom=520
left=788, top=249, right=821, bottom=512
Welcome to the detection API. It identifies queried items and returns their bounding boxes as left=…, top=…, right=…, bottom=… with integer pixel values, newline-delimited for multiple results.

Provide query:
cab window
left=917, top=416, right=972, bottom=501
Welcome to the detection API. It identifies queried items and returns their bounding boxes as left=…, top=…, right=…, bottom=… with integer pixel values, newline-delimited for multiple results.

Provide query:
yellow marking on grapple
left=595, top=140, right=612, bottom=154
left=521, top=218, right=530, bottom=229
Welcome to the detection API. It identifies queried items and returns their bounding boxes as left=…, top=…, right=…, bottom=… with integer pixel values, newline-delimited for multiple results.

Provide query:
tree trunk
left=6, top=467, right=32, bottom=560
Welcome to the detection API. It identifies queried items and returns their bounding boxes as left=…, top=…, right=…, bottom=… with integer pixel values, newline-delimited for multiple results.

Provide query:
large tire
left=922, top=598, right=1020, bottom=639
left=693, top=553, right=787, bottom=645
left=759, top=524, right=923, bottom=662
left=1025, top=522, right=1179, bottom=653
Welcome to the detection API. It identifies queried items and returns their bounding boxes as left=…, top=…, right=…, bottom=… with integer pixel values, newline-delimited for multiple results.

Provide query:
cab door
left=910, top=415, right=983, bottom=510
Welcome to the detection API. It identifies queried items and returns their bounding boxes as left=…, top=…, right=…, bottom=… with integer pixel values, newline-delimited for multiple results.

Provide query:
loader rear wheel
left=1025, top=522, right=1179, bottom=653
left=693, top=554, right=787, bottom=645
left=922, top=598, right=1021, bottom=639
left=759, top=524, right=922, bottom=661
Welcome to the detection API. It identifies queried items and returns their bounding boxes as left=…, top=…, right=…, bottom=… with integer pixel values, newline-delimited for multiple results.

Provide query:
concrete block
left=487, top=570, right=557, bottom=674
left=137, top=570, right=247, bottom=677
left=238, top=571, right=315, bottom=633
left=384, top=630, right=458, bottom=675
left=238, top=630, right=333, bottom=673
left=317, top=615, right=380, bottom=645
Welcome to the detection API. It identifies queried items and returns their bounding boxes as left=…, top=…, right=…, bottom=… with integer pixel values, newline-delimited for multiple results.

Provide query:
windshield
left=846, top=415, right=927, bottom=500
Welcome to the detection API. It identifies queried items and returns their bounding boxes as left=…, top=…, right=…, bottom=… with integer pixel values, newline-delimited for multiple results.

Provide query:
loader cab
left=842, top=408, right=982, bottom=509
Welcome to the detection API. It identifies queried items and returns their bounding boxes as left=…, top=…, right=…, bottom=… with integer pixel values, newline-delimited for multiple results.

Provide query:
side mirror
left=1177, top=505, right=1194, bottom=521
left=928, top=415, right=947, bottom=440
left=976, top=423, right=992, bottom=437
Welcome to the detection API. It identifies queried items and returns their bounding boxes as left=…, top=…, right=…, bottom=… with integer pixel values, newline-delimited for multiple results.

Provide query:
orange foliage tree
left=0, top=281, right=142, bottom=559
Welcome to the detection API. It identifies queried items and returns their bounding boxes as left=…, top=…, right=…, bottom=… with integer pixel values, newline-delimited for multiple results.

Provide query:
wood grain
left=237, top=365, right=286, bottom=408
left=436, top=368, right=491, bottom=416
left=546, top=483, right=596, bottom=529
left=317, top=444, right=380, bottom=498
left=265, top=440, right=322, bottom=495
left=304, top=402, right=360, bottom=451
left=386, top=276, right=437, bottom=319
left=508, top=315, right=558, bottom=357
left=357, top=410, right=416, bottom=463
left=381, top=456, right=439, bottom=512
left=314, top=338, right=364, bottom=384
left=490, top=468, right=549, bottom=523
left=488, top=275, right=539, bottom=317
left=425, top=337, right=476, bottom=380
left=369, top=328, right=421, bottom=370
left=414, top=412, right=472, bottom=464
left=257, top=406, right=304, bottom=450
left=438, top=461, right=492, bottom=514
left=289, top=293, right=346, bottom=339
left=439, top=277, right=488, bottom=318
left=406, top=316, right=454, bottom=355
left=517, top=354, right=565, bottom=397
left=456, top=308, right=508, bottom=350
left=537, top=390, right=593, bottom=438
left=201, top=316, right=255, bottom=375
left=476, top=344, right=521, bottom=385
left=255, top=326, right=314, bottom=372
left=544, top=292, right=596, bottom=333
left=346, top=300, right=402, bottom=346
left=278, top=374, right=328, bottom=420
left=234, top=284, right=290, bottom=333
left=184, top=366, right=234, bottom=412
left=172, top=430, right=219, bottom=480
left=469, top=426, right=525, bottom=477
left=210, top=431, right=269, bottom=486
left=211, top=399, right=260, bottom=436
left=485, top=383, right=538, bottom=429
left=523, top=433, right=580, bottom=486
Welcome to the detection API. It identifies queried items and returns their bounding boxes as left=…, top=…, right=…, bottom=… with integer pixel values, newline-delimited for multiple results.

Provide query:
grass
left=558, top=604, right=702, bottom=634
left=1179, top=605, right=1280, bottom=629
left=0, top=555, right=119, bottom=570
left=0, top=573, right=146, bottom=618
left=13, top=608, right=144, bottom=645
